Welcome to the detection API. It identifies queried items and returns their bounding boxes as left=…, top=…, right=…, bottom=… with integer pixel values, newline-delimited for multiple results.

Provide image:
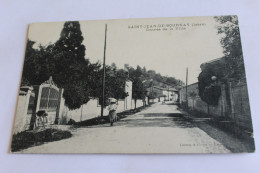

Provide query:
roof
left=181, top=82, right=198, bottom=89
left=152, top=86, right=177, bottom=92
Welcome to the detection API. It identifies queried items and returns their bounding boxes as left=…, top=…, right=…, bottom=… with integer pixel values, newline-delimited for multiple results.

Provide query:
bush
left=11, top=128, right=72, bottom=152
left=202, top=84, right=221, bottom=106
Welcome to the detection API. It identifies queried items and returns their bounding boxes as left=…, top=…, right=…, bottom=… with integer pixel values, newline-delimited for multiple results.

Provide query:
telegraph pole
left=152, top=80, right=154, bottom=103
left=168, top=85, right=169, bottom=101
left=101, top=24, right=107, bottom=117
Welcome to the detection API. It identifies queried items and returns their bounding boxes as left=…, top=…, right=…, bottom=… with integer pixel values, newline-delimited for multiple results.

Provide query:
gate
left=36, top=77, right=59, bottom=112
left=35, top=77, right=61, bottom=126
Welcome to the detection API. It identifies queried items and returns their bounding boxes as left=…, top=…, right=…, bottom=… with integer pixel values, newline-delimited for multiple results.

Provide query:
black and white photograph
left=10, top=16, right=255, bottom=153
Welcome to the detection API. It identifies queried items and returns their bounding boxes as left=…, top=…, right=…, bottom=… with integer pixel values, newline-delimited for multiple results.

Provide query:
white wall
left=125, top=80, right=133, bottom=110
left=60, top=98, right=146, bottom=123
left=13, top=88, right=33, bottom=134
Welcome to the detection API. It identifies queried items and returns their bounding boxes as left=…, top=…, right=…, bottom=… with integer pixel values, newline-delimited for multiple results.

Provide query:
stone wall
left=230, top=80, right=253, bottom=131
left=180, top=79, right=253, bottom=132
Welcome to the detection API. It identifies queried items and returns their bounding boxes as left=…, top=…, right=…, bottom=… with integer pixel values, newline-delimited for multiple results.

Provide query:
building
left=146, top=85, right=178, bottom=102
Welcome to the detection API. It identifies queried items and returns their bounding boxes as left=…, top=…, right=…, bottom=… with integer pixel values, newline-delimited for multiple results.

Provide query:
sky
left=28, top=16, right=224, bottom=85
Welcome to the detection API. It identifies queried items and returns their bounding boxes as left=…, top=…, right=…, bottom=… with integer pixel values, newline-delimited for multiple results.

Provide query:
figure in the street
left=108, top=98, right=118, bottom=126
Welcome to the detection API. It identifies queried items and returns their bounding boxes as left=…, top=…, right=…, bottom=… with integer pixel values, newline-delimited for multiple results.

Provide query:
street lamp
left=211, top=76, right=217, bottom=85
left=211, top=76, right=217, bottom=81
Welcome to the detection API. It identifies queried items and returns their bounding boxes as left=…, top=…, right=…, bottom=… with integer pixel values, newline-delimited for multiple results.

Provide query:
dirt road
left=18, top=102, right=230, bottom=153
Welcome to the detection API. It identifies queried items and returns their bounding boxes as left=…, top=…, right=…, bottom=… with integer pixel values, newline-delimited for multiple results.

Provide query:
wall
left=13, top=86, right=62, bottom=133
left=59, top=98, right=147, bottom=123
left=230, top=80, right=253, bottom=131
left=61, top=99, right=109, bottom=122
left=124, top=80, right=132, bottom=110
left=13, top=87, right=33, bottom=134
left=13, top=79, right=148, bottom=130
left=132, top=99, right=144, bottom=108
left=57, top=79, right=136, bottom=123
left=180, top=79, right=253, bottom=132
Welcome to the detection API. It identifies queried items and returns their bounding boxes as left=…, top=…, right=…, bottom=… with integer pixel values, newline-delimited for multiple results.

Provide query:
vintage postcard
left=10, top=16, right=255, bottom=153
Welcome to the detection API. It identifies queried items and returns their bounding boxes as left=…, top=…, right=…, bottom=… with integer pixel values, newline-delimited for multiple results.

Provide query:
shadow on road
left=163, top=102, right=178, bottom=105
left=177, top=107, right=255, bottom=153
left=116, top=113, right=195, bottom=128
left=143, top=113, right=182, bottom=117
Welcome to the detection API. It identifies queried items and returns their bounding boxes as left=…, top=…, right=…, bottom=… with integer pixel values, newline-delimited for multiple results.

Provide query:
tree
left=94, top=64, right=128, bottom=106
left=124, top=64, right=135, bottom=77
left=132, top=78, right=145, bottom=110
left=55, top=22, right=85, bottom=60
left=114, top=69, right=129, bottom=99
left=52, top=21, right=91, bottom=109
left=22, top=41, right=56, bottom=130
left=198, top=16, right=244, bottom=106
left=214, top=15, right=245, bottom=79
left=142, top=66, right=147, bottom=74
left=198, top=63, right=222, bottom=106
left=105, top=64, right=128, bottom=101
left=21, top=40, right=54, bottom=86
left=131, top=66, right=146, bottom=110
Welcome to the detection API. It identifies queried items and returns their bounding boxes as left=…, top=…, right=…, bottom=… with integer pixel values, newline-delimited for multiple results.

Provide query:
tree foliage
left=124, top=65, right=146, bottom=109
left=198, top=60, right=223, bottom=105
left=198, top=67, right=221, bottom=106
left=124, top=64, right=184, bottom=89
left=51, top=21, right=93, bottom=109
left=22, top=21, right=183, bottom=110
left=214, top=15, right=245, bottom=79
left=21, top=41, right=53, bottom=86
left=132, top=66, right=146, bottom=100
left=202, top=84, right=221, bottom=105
left=55, top=22, right=86, bottom=60
left=96, top=64, right=128, bottom=106
left=22, top=21, right=97, bottom=110
left=198, top=16, right=245, bottom=106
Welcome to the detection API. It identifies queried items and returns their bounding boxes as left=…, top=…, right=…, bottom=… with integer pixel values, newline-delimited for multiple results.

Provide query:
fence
left=35, top=78, right=62, bottom=126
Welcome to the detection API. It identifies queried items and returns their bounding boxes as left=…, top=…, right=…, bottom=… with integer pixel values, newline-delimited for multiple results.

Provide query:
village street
left=19, top=102, right=232, bottom=154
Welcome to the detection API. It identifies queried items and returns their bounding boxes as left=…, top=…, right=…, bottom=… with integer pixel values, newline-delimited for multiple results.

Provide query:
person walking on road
left=108, top=98, right=118, bottom=126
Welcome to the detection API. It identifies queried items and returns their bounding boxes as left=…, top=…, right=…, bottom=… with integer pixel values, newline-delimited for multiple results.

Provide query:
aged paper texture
left=10, top=16, right=255, bottom=153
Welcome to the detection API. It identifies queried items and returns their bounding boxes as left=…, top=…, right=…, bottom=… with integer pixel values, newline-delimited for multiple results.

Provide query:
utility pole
left=101, top=24, right=107, bottom=117
left=168, top=85, right=169, bottom=101
left=152, top=81, right=154, bottom=103
left=186, top=67, right=188, bottom=106
left=80, top=105, right=83, bottom=122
